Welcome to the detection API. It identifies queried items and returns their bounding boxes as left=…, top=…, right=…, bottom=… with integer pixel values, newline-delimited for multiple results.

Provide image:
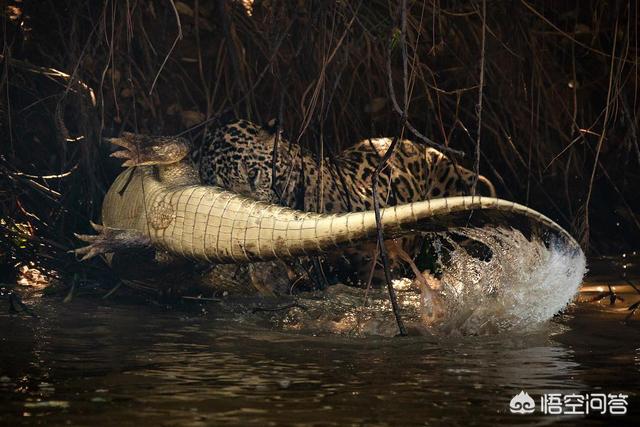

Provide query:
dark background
left=1, top=0, right=638, bottom=283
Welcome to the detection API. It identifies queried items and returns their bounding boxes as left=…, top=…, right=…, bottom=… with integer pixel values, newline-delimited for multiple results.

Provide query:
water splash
left=423, top=227, right=586, bottom=335
left=250, top=226, right=586, bottom=337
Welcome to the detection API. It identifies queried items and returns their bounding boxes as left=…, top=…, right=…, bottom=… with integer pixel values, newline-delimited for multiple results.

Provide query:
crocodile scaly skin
left=101, top=166, right=579, bottom=264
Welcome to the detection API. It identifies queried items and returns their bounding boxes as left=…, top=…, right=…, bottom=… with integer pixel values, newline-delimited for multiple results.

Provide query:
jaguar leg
left=387, top=239, right=445, bottom=324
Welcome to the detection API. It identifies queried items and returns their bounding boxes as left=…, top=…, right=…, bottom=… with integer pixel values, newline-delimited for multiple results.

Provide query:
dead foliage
left=1, top=0, right=638, bottom=283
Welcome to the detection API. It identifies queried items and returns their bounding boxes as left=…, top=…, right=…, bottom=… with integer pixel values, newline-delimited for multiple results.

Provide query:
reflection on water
left=0, top=231, right=637, bottom=425
left=1, top=283, right=639, bottom=426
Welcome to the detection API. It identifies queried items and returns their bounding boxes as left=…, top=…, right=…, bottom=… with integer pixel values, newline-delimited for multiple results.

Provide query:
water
left=420, top=227, right=586, bottom=334
left=1, top=229, right=639, bottom=425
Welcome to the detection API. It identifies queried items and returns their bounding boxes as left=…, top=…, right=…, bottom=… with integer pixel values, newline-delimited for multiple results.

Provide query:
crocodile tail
left=211, top=196, right=580, bottom=263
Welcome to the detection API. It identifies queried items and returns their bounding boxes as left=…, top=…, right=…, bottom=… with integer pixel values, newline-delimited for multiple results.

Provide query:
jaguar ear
left=262, top=118, right=279, bottom=135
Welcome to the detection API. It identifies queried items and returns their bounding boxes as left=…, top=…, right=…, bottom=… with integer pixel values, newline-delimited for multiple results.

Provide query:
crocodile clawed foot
left=71, top=222, right=152, bottom=261
left=108, top=132, right=190, bottom=167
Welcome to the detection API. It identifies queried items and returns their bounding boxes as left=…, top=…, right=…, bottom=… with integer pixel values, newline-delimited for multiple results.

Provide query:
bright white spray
left=423, top=227, right=587, bottom=335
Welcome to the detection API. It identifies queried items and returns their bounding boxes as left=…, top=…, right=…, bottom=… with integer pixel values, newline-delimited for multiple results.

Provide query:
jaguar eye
left=247, top=169, right=259, bottom=181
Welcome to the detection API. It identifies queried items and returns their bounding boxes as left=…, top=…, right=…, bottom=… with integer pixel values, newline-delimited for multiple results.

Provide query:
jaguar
left=196, top=119, right=496, bottom=286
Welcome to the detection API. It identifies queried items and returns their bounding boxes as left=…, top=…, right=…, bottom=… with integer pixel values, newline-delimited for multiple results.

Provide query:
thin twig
left=472, top=0, right=486, bottom=195
left=251, top=302, right=306, bottom=313
left=102, top=282, right=122, bottom=299
left=583, top=17, right=619, bottom=249
left=149, top=0, right=183, bottom=94
left=372, top=0, right=412, bottom=337
left=520, top=0, right=637, bottom=65
left=621, top=93, right=640, bottom=167
left=371, top=131, right=407, bottom=337
left=386, top=39, right=464, bottom=157
left=0, top=55, right=96, bottom=106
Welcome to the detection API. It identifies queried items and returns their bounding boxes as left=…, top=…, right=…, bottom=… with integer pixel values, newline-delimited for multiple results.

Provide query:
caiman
left=74, top=133, right=582, bottom=291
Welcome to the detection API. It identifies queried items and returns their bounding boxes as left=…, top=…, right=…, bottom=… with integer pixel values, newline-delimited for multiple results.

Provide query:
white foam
left=257, top=226, right=587, bottom=337
left=424, top=227, right=587, bottom=335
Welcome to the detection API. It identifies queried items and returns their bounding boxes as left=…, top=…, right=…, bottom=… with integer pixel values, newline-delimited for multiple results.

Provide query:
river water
left=1, top=241, right=639, bottom=425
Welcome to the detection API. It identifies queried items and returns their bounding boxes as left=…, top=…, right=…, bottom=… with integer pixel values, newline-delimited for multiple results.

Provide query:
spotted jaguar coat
left=197, top=119, right=496, bottom=285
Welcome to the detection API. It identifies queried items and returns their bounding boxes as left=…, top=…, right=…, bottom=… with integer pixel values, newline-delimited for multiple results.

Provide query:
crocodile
left=74, top=132, right=581, bottom=286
